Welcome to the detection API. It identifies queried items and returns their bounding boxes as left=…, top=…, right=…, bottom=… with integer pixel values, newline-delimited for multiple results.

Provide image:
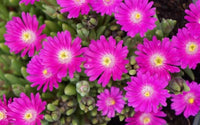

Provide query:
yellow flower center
left=59, top=51, right=69, bottom=59
left=21, top=30, right=35, bottom=43
left=24, top=113, right=33, bottom=120
left=0, top=111, right=6, bottom=120
left=188, top=97, right=194, bottom=104
left=22, top=32, right=31, bottom=41
left=131, top=11, right=142, bottom=23
left=102, top=57, right=112, bottom=66
left=58, top=50, right=72, bottom=64
left=142, top=85, right=153, bottom=98
left=154, top=56, right=164, bottom=66
left=188, top=43, right=197, bottom=52
left=106, top=97, right=116, bottom=106
left=42, top=69, right=48, bottom=75
left=186, top=42, right=198, bottom=54
left=144, top=91, right=150, bottom=97
left=143, top=117, right=151, bottom=124
left=135, top=13, right=141, bottom=19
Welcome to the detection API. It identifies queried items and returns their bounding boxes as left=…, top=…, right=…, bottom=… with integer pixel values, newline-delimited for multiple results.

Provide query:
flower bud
left=76, top=80, right=90, bottom=97
left=64, top=84, right=76, bottom=96
left=47, top=104, right=57, bottom=112
left=168, top=77, right=190, bottom=94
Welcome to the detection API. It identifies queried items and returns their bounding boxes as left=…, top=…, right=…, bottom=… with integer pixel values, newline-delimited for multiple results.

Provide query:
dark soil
left=152, top=0, right=192, bottom=37
left=108, top=0, right=197, bottom=125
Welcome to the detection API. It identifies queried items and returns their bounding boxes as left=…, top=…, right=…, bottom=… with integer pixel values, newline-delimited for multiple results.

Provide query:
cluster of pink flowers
left=0, top=93, right=46, bottom=125
left=3, top=0, right=200, bottom=124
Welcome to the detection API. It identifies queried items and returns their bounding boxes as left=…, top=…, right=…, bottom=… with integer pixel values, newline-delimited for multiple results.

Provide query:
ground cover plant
left=0, top=0, right=200, bottom=125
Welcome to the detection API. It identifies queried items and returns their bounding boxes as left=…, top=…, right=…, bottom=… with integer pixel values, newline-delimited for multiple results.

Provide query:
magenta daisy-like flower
left=185, top=0, right=200, bottom=30
left=19, top=0, right=40, bottom=5
left=115, top=0, right=157, bottom=37
left=96, top=87, right=125, bottom=118
left=4, top=12, right=46, bottom=57
left=171, top=28, right=200, bottom=69
left=135, top=36, right=180, bottom=81
left=26, top=55, right=62, bottom=92
left=0, top=95, right=12, bottom=125
left=126, top=110, right=167, bottom=125
left=40, top=31, right=84, bottom=79
left=171, top=81, right=200, bottom=118
left=125, top=72, right=170, bottom=113
left=56, top=0, right=90, bottom=18
left=8, top=93, right=46, bottom=125
left=90, top=0, right=122, bottom=16
left=84, top=36, right=129, bottom=87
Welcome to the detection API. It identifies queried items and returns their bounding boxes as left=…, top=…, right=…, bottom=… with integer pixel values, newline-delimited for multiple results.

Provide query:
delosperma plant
left=0, top=0, right=200, bottom=125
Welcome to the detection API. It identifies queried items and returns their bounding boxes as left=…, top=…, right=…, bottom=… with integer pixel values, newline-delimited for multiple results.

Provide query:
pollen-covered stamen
left=106, top=97, right=116, bottom=106
left=130, top=11, right=142, bottom=23
left=58, top=50, right=72, bottom=64
left=21, top=30, right=36, bottom=43
left=142, top=85, right=153, bottom=98
left=143, top=117, right=151, bottom=124
left=188, top=97, right=194, bottom=104
left=102, top=54, right=115, bottom=67
left=0, top=111, right=6, bottom=120
left=186, top=42, right=198, bottom=54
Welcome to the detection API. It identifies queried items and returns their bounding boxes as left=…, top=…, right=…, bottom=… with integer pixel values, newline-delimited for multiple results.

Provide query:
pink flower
left=115, top=0, right=157, bottom=37
left=171, top=81, right=200, bottom=118
left=125, top=72, right=170, bottom=113
left=4, top=12, right=46, bottom=57
left=56, top=0, right=90, bottom=18
left=26, top=55, right=62, bottom=92
left=96, top=87, right=125, bottom=118
left=40, top=31, right=85, bottom=79
left=84, top=36, right=129, bottom=87
left=185, top=0, right=200, bottom=31
left=19, top=0, right=40, bottom=5
left=0, top=95, right=12, bottom=125
left=171, top=28, right=200, bottom=69
left=90, top=0, right=122, bottom=16
left=135, top=36, right=180, bottom=81
left=126, top=110, right=167, bottom=125
left=8, top=93, right=46, bottom=125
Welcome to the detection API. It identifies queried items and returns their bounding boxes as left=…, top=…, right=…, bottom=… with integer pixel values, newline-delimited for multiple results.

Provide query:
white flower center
left=42, top=69, right=52, bottom=78
left=101, top=54, right=115, bottom=68
left=106, top=97, right=116, bottom=106
left=58, top=49, right=72, bottom=64
left=140, top=113, right=151, bottom=125
left=130, top=11, right=143, bottom=23
left=23, top=110, right=37, bottom=122
left=184, top=93, right=195, bottom=104
left=73, top=0, right=86, bottom=5
left=21, top=30, right=36, bottom=43
left=141, top=85, right=153, bottom=98
left=0, top=111, right=6, bottom=120
left=103, top=0, right=113, bottom=6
